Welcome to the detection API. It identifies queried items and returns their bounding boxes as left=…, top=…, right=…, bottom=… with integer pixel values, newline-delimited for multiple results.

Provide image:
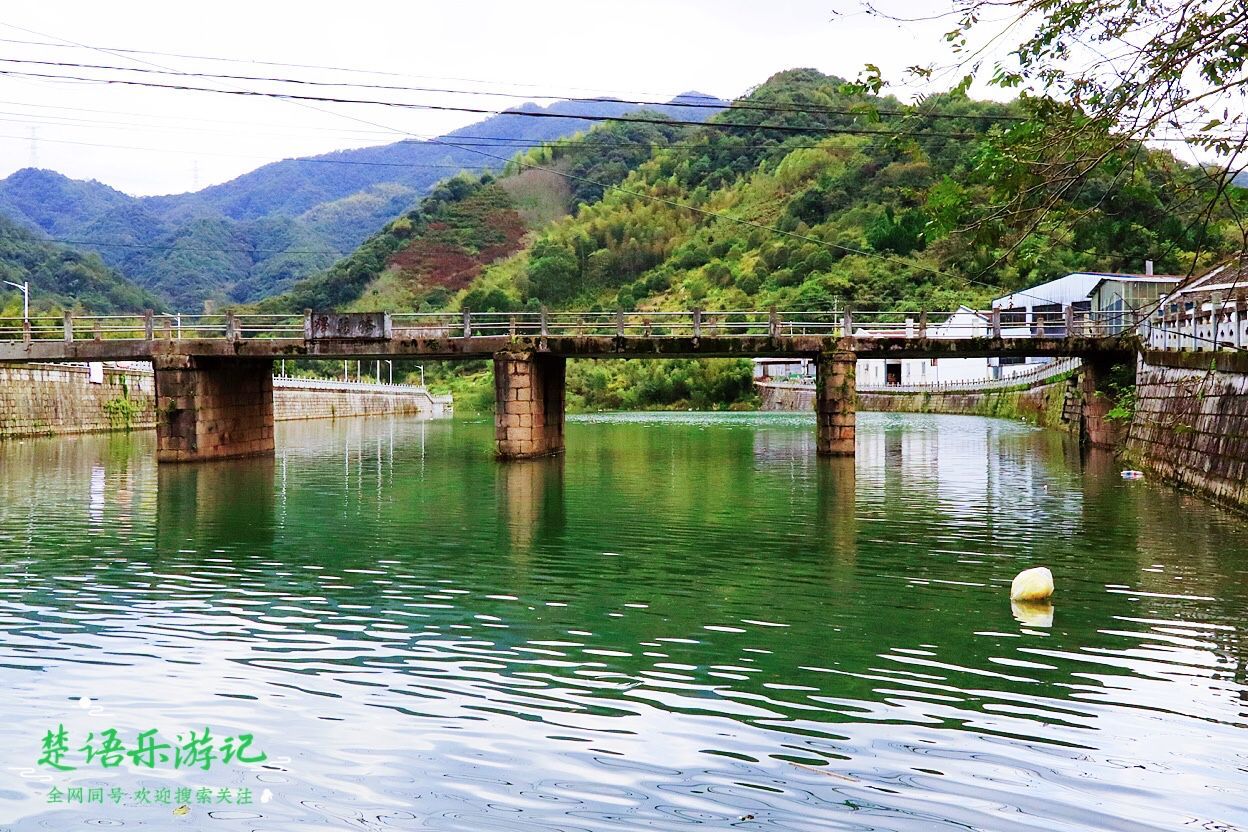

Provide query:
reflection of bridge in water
left=1, top=309, right=1141, bottom=462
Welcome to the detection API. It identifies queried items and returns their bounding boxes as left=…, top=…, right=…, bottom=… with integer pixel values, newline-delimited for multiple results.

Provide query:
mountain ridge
left=0, top=93, right=726, bottom=310
left=267, top=68, right=1243, bottom=321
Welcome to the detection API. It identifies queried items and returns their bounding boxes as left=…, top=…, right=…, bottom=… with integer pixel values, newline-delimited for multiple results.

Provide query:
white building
left=855, top=306, right=995, bottom=386
left=752, top=357, right=814, bottom=381
left=756, top=266, right=1178, bottom=388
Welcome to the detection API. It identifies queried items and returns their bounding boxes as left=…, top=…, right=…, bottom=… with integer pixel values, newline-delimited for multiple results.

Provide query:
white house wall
left=857, top=356, right=994, bottom=385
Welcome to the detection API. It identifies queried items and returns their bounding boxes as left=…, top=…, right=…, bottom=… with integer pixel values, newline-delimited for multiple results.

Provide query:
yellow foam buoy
left=1010, top=566, right=1054, bottom=602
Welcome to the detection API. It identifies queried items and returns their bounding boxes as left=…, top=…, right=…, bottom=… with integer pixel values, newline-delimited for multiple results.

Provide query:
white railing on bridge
left=0, top=307, right=1154, bottom=344
left=9, top=361, right=451, bottom=404
left=858, top=356, right=1083, bottom=393
left=274, top=375, right=453, bottom=408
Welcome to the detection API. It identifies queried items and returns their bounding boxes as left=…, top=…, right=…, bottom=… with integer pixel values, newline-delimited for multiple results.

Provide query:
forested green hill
left=263, top=69, right=1244, bottom=410
left=0, top=214, right=161, bottom=315
left=277, top=69, right=1240, bottom=315
left=260, top=69, right=1238, bottom=409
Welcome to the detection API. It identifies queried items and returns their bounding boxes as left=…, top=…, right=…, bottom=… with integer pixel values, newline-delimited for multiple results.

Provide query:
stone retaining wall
left=0, top=363, right=156, bottom=437
left=273, top=386, right=430, bottom=422
left=759, top=382, right=813, bottom=411
left=859, top=379, right=1079, bottom=433
left=1127, top=351, right=1248, bottom=511
left=759, top=376, right=1080, bottom=434
left=1, top=363, right=445, bottom=440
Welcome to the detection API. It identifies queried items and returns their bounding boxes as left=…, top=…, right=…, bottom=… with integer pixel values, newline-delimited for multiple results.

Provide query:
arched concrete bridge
left=0, top=309, right=1139, bottom=462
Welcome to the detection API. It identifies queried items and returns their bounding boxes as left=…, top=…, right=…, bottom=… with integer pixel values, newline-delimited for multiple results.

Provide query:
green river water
left=1, top=411, right=1246, bottom=831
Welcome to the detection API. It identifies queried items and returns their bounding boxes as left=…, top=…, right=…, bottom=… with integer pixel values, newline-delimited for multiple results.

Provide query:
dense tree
left=849, top=0, right=1248, bottom=276
left=0, top=214, right=160, bottom=314
left=527, top=240, right=581, bottom=304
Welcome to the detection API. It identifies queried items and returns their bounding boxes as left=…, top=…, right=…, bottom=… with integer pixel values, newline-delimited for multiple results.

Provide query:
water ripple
left=1, top=413, right=1247, bottom=830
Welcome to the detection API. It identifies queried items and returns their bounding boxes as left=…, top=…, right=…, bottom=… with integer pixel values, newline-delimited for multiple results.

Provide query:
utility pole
left=3, top=280, right=28, bottom=322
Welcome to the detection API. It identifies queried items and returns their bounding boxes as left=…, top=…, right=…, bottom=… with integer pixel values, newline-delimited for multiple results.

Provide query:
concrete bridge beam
left=154, top=356, right=275, bottom=463
left=816, top=350, right=857, bottom=456
left=494, top=351, right=565, bottom=460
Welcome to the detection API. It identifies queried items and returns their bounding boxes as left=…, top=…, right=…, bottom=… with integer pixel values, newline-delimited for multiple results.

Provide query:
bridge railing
left=273, top=374, right=431, bottom=394
left=392, top=310, right=851, bottom=339
left=0, top=307, right=1166, bottom=345
left=859, top=356, right=1084, bottom=393
left=758, top=356, right=1084, bottom=393
left=0, top=312, right=312, bottom=343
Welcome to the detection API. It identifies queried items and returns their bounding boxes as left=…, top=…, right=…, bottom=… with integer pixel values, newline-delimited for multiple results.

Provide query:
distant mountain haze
left=0, top=94, right=725, bottom=311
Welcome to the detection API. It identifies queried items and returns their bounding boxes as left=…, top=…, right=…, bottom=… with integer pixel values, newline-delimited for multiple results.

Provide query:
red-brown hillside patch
left=387, top=185, right=528, bottom=291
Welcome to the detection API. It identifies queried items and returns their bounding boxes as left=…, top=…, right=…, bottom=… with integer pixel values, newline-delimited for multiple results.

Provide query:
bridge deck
left=0, top=309, right=1146, bottom=364
left=0, top=309, right=1149, bottom=464
left=0, top=334, right=1136, bottom=363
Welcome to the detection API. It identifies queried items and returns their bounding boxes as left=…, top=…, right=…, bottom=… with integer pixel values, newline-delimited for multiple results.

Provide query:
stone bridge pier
left=1078, top=355, right=1129, bottom=449
left=154, top=356, right=275, bottom=463
left=490, top=349, right=858, bottom=459
left=816, top=350, right=857, bottom=456
left=494, top=351, right=566, bottom=460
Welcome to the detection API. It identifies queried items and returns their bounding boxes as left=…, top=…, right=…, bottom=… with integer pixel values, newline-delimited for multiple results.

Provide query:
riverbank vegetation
left=429, top=358, right=759, bottom=417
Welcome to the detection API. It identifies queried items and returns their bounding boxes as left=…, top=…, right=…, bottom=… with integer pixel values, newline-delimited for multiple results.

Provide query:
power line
left=0, top=108, right=1222, bottom=157
left=0, top=23, right=1068, bottom=307
left=0, top=33, right=714, bottom=101
left=0, top=68, right=989, bottom=139
left=0, top=131, right=490, bottom=168
left=0, top=230, right=344, bottom=257
left=0, top=55, right=1028, bottom=123
left=0, top=98, right=399, bottom=136
left=0, top=108, right=396, bottom=140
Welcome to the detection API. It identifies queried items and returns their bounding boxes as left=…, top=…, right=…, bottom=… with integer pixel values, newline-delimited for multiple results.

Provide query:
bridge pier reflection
left=156, top=455, right=276, bottom=553
left=816, top=455, right=858, bottom=567
left=497, top=455, right=565, bottom=555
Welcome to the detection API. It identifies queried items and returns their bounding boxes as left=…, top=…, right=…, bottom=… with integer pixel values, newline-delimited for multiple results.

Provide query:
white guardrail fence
left=16, top=361, right=452, bottom=405
left=1144, top=298, right=1248, bottom=352
left=760, top=356, right=1083, bottom=394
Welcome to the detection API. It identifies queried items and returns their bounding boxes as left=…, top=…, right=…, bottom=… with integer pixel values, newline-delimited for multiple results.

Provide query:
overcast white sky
left=0, top=1, right=991, bottom=196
